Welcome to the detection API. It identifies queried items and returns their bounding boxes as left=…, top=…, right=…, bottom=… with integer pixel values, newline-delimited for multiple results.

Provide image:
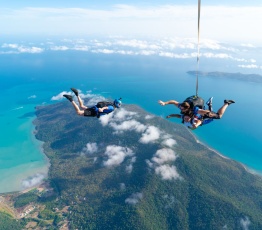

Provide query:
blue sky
left=0, top=1, right=261, bottom=45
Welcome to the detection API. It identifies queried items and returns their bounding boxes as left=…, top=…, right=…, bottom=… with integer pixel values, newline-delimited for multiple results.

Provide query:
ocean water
left=0, top=52, right=261, bottom=193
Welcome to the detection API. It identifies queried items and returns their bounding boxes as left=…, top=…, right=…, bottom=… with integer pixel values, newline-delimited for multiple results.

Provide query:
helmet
left=114, top=98, right=122, bottom=108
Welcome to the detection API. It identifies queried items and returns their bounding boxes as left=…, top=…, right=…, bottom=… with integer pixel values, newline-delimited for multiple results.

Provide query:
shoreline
left=1, top=103, right=261, bottom=196
left=186, top=127, right=262, bottom=177
left=0, top=116, right=50, bottom=195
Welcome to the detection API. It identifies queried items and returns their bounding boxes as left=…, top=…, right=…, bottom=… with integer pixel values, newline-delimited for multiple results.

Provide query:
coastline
left=0, top=117, right=50, bottom=194
left=2, top=103, right=262, bottom=195
left=189, top=128, right=262, bottom=177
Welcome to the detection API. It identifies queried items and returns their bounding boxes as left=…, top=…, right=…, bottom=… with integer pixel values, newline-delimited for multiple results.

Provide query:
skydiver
left=63, top=88, right=122, bottom=118
left=163, top=98, right=235, bottom=130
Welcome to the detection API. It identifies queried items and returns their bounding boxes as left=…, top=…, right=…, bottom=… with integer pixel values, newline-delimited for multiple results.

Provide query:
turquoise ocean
left=1, top=51, right=262, bottom=193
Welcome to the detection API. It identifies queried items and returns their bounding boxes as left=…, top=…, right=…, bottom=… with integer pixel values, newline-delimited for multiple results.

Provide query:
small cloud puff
left=238, top=64, right=259, bottom=69
left=114, top=109, right=137, bottom=121
left=126, top=156, right=136, bottom=173
left=139, top=126, right=160, bottom=144
left=162, top=138, right=177, bottom=148
left=50, top=46, right=69, bottom=51
left=51, top=91, right=72, bottom=101
left=100, top=112, right=114, bottom=126
left=125, top=192, right=143, bottom=205
left=2, top=43, right=44, bottom=53
left=152, top=148, right=177, bottom=165
left=147, top=148, right=180, bottom=181
left=155, top=165, right=180, bottom=180
left=81, top=143, right=98, bottom=154
left=240, top=217, right=251, bottom=230
left=145, top=115, right=154, bottom=120
left=103, top=145, right=134, bottom=167
left=99, top=108, right=144, bottom=133
left=119, top=183, right=126, bottom=191
left=28, top=95, right=37, bottom=99
left=21, top=173, right=45, bottom=189
left=110, top=119, right=146, bottom=133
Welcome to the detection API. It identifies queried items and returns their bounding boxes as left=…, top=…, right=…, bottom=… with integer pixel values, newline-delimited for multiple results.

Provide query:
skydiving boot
left=206, top=97, right=213, bottom=106
left=224, top=99, right=235, bottom=105
left=206, top=97, right=213, bottom=111
left=63, top=94, right=73, bottom=102
left=71, top=88, right=79, bottom=96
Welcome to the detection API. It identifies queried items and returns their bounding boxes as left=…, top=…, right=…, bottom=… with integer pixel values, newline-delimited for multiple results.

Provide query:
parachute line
left=196, top=0, right=201, bottom=96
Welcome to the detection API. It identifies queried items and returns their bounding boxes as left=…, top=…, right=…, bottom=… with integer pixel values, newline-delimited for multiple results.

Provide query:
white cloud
left=82, top=143, right=98, bottom=154
left=155, top=164, right=180, bottom=180
left=238, top=64, right=259, bottom=69
left=145, top=115, right=154, bottom=119
left=202, top=52, right=232, bottom=59
left=125, top=192, right=143, bottom=205
left=21, top=173, right=45, bottom=189
left=162, top=138, right=177, bottom=148
left=147, top=147, right=180, bottom=180
left=73, top=45, right=89, bottom=51
left=119, top=183, right=126, bottom=191
left=28, top=95, right=36, bottom=99
left=2, top=43, right=19, bottom=49
left=21, top=46, right=44, bottom=53
left=139, top=126, right=160, bottom=144
left=126, top=156, right=136, bottom=173
left=2, top=43, right=44, bottom=53
left=240, top=217, right=251, bottom=230
left=110, top=119, right=146, bottom=133
left=163, top=194, right=176, bottom=208
left=103, top=145, right=134, bottom=167
left=50, top=45, right=69, bottom=51
left=100, top=112, right=114, bottom=126
left=92, top=49, right=115, bottom=54
left=126, top=164, right=133, bottom=174
left=51, top=91, right=72, bottom=101
left=152, top=148, right=177, bottom=165
left=99, top=108, right=146, bottom=133
left=113, top=109, right=137, bottom=121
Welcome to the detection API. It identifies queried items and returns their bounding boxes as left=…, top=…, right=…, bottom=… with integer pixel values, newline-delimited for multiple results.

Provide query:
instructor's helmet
left=114, top=98, right=122, bottom=108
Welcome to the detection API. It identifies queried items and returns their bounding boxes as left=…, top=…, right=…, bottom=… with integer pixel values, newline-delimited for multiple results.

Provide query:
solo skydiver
left=63, top=88, right=122, bottom=118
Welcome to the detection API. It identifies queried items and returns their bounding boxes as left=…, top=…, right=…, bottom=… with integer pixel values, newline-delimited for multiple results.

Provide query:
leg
left=76, top=95, right=87, bottom=110
left=216, top=103, right=228, bottom=118
left=213, top=99, right=235, bottom=119
left=71, top=87, right=87, bottom=110
left=63, top=94, right=85, bottom=116
left=71, top=101, right=85, bottom=116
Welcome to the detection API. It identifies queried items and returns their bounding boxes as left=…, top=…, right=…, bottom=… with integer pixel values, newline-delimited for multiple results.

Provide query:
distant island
left=187, top=71, right=262, bottom=83
left=1, top=101, right=262, bottom=229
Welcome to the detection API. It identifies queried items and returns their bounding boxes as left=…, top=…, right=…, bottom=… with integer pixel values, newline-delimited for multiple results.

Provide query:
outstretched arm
left=166, top=114, right=182, bottom=119
left=158, top=100, right=180, bottom=107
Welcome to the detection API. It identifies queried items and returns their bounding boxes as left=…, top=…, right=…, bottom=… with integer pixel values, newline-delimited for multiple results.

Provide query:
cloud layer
left=1, top=37, right=261, bottom=71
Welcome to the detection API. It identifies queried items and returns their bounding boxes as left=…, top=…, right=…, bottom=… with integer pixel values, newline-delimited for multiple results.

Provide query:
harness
left=95, top=101, right=114, bottom=118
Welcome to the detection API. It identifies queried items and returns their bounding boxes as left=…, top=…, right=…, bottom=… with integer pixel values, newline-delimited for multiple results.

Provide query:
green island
left=187, top=71, right=262, bottom=83
left=1, top=101, right=262, bottom=230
